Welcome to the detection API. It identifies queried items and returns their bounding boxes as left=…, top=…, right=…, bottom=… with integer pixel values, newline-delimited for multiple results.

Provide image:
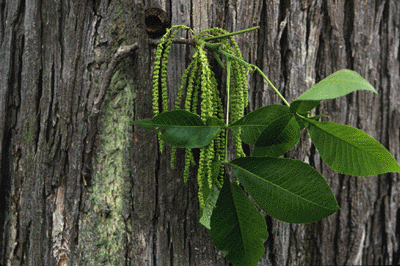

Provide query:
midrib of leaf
left=231, top=162, right=336, bottom=211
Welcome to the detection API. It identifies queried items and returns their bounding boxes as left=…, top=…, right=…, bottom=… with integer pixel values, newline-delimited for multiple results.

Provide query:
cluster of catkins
left=152, top=25, right=248, bottom=208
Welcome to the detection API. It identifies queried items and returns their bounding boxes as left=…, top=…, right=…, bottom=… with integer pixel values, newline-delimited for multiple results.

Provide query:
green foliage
left=133, top=26, right=400, bottom=265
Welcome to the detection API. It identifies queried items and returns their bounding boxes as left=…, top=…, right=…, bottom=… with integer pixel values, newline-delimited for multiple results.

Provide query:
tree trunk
left=0, top=0, right=399, bottom=265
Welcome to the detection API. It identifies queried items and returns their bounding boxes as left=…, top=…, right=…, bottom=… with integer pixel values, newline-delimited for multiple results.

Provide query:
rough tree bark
left=0, top=0, right=399, bottom=265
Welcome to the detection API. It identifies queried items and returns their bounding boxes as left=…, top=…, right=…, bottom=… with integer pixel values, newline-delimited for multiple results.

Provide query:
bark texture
left=0, top=0, right=399, bottom=265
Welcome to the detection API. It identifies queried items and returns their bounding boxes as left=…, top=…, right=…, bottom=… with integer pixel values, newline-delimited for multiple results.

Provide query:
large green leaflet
left=252, top=116, right=301, bottom=157
left=229, top=157, right=340, bottom=224
left=229, top=104, right=292, bottom=145
left=290, top=69, right=378, bottom=113
left=210, top=177, right=268, bottom=266
left=303, top=118, right=400, bottom=176
left=199, top=184, right=220, bottom=229
left=132, top=110, right=223, bottom=148
left=199, top=156, right=221, bottom=229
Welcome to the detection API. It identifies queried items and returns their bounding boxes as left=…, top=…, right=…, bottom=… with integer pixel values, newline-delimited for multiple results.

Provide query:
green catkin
left=191, top=69, right=201, bottom=114
left=185, top=58, right=201, bottom=185
left=173, top=42, right=200, bottom=170
left=171, top=58, right=197, bottom=170
left=196, top=43, right=220, bottom=194
left=206, top=142, right=214, bottom=189
left=217, top=138, right=225, bottom=184
left=214, top=53, right=227, bottom=184
left=210, top=74, right=225, bottom=182
left=228, top=35, right=249, bottom=108
left=197, top=147, right=208, bottom=209
left=227, top=60, right=244, bottom=158
left=153, top=25, right=194, bottom=155
left=152, top=28, right=174, bottom=153
left=183, top=149, right=191, bottom=183
left=184, top=57, right=199, bottom=110
left=183, top=149, right=196, bottom=184
left=157, top=25, right=194, bottom=114
left=182, top=55, right=202, bottom=181
left=189, top=149, right=195, bottom=165
left=232, top=62, right=245, bottom=122
left=170, top=147, right=177, bottom=169
left=175, top=59, right=196, bottom=110
left=152, top=29, right=172, bottom=115
left=161, top=30, right=183, bottom=112
left=238, top=64, right=248, bottom=108
left=198, top=50, right=213, bottom=121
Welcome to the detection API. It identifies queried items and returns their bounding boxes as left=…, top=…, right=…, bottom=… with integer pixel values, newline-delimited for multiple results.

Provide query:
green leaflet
left=303, top=118, right=400, bottom=176
left=131, top=118, right=154, bottom=131
left=199, top=156, right=222, bottom=229
left=229, top=157, right=340, bottom=224
left=252, top=116, right=301, bottom=157
left=290, top=69, right=378, bottom=113
left=227, top=104, right=301, bottom=157
left=199, top=184, right=220, bottom=229
left=229, top=104, right=292, bottom=145
left=210, top=176, right=268, bottom=266
left=132, top=110, right=223, bottom=148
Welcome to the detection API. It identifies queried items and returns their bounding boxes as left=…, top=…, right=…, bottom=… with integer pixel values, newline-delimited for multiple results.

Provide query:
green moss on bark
left=78, top=67, right=135, bottom=265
